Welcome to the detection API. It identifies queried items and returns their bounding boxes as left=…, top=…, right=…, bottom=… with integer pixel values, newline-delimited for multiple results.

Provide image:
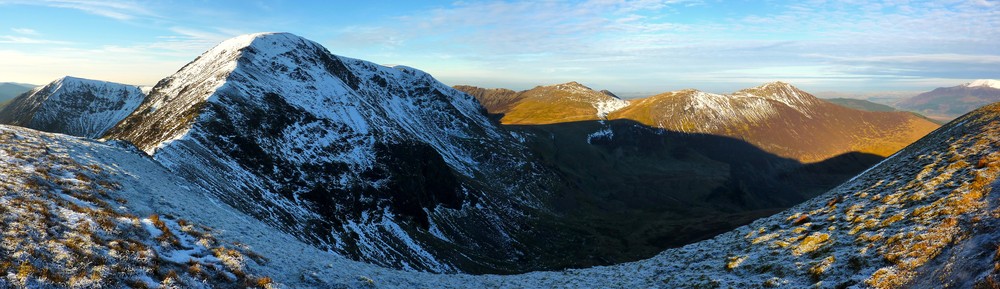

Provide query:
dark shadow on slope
left=503, top=119, right=884, bottom=271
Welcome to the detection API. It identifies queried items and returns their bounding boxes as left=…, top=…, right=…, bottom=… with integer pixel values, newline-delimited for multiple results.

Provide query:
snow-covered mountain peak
left=0, top=76, right=145, bottom=138
left=52, top=76, right=130, bottom=90
left=734, top=81, right=820, bottom=116
left=965, top=79, right=1000, bottom=89
left=538, top=82, right=629, bottom=118
left=104, top=32, right=557, bottom=272
left=206, top=32, right=300, bottom=54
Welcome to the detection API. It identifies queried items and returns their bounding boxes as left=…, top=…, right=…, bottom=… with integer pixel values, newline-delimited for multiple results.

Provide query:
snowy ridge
left=104, top=32, right=556, bottom=272
left=547, top=81, right=596, bottom=95
left=658, top=89, right=794, bottom=133
left=733, top=81, right=821, bottom=117
left=0, top=125, right=269, bottom=287
left=0, top=76, right=145, bottom=138
left=965, top=79, right=1000, bottom=89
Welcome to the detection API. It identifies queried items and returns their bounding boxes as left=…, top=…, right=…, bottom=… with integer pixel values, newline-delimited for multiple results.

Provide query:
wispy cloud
left=0, top=35, right=71, bottom=45
left=0, top=0, right=155, bottom=20
left=323, top=0, right=1000, bottom=92
left=808, top=53, right=1000, bottom=65
left=1, top=0, right=996, bottom=92
left=10, top=28, right=38, bottom=35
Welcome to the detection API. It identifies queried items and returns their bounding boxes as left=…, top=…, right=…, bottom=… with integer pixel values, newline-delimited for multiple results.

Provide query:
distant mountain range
left=824, top=98, right=897, bottom=112
left=895, top=79, right=1000, bottom=121
left=458, top=82, right=939, bottom=163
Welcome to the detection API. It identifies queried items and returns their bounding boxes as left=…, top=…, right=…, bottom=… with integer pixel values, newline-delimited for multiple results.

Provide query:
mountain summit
left=456, top=81, right=628, bottom=123
left=104, top=32, right=567, bottom=273
left=0, top=76, right=144, bottom=138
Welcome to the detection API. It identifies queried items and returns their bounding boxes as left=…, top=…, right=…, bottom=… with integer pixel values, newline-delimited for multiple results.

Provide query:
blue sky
left=0, top=0, right=997, bottom=94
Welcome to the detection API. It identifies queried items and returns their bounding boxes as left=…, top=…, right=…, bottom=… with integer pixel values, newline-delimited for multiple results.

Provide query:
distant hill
left=454, top=82, right=627, bottom=124
left=824, top=98, right=897, bottom=112
left=896, top=79, right=1000, bottom=121
left=0, top=82, right=35, bottom=108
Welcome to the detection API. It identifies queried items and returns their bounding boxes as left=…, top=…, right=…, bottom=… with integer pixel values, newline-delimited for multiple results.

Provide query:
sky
left=0, top=0, right=997, bottom=95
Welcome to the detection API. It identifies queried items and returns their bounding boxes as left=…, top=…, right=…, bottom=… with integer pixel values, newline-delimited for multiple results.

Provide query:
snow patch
left=586, top=127, right=614, bottom=144
left=593, top=98, right=629, bottom=119
left=966, top=79, right=1000, bottom=89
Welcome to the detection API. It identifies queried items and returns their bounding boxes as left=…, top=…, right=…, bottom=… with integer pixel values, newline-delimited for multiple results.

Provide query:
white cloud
left=0, top=35, right=71, bottom=45
left=0, top=0, right=155, bottom=20
left=10, top=28, right=38, bottom=35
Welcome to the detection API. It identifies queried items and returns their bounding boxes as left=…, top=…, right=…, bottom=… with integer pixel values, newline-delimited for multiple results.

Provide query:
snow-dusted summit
left=0, top=76, right=145, bottom=138
left=104, top=32, right=563, bottom=273
left=965, top=79, right=1000, bottom=89
left=455, top=81, right=628, bottom=123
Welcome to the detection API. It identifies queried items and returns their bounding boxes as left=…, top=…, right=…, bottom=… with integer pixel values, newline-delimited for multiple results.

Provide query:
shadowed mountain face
left=505, top=120, right=884, bottom=263
left=458, top=82, right=939, bottom=163
left=896, top=79, right=1000, bottom=121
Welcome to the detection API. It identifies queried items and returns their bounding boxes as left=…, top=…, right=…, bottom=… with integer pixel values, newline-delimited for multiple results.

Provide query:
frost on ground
left=0, top=127, right=271, bottom=288
left=288, top=100, right=1000, bottom=288
left=0, top=99, right=999, bottom=288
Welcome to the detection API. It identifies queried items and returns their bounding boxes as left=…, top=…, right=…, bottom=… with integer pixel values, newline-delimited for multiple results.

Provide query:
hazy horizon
left=0, top=0, right=997, bottom=93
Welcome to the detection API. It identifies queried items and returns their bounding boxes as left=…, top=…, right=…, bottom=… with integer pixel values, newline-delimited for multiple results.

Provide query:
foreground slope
left=0, top=125, right=268, bottom=288
left=103, top=32, right=565, bottom=273
left=896, top=79, right=1000, bottom=121
left=0, top=77, right=144, bottom=138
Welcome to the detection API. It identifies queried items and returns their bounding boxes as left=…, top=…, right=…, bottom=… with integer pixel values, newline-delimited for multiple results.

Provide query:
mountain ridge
left=458, top=81, right=940, bottom=163
left=896, top=79, right=1000, bottom=121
